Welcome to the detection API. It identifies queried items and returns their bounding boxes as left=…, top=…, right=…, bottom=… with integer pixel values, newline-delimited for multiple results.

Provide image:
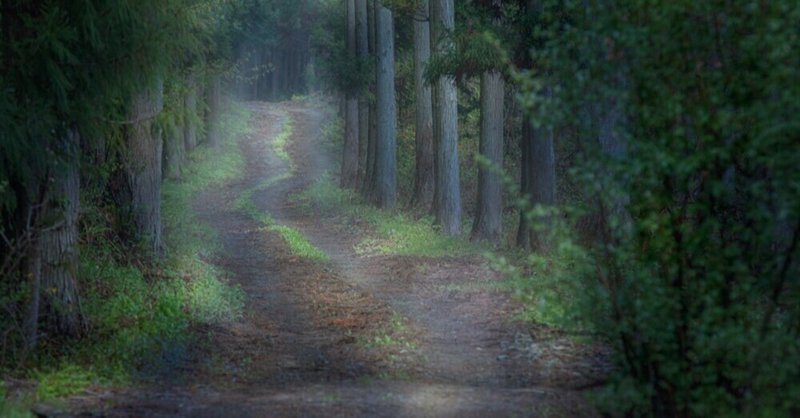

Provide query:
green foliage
left=512, top=0, right=800, bottom=415
left=309, top=0, right=372, bottom=94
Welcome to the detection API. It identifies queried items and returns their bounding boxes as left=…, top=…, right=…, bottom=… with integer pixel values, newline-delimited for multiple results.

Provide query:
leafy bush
left=513, top=1, right=800, bottom=415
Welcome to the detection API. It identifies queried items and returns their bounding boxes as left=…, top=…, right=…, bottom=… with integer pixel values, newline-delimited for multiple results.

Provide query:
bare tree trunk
left=24, top=237, right=42, bottom=350
left=516, top=119, right=532, bottom=249
left=341, top=0, right=360, bottom=189
left=471, top=70, right=505, bottom=243
left=184, top=74, right=199, bottom=153
left=429, top=0, right=441, bottom=218
left=39, top=129, right=83, bottom=337
left=362, top=0, right=378, bottom=200
left=356, top=0, right=370, bottom=190
left=375, top=0, right=397, bottom=208
left=412, top=0, right=435, bottom=209
left=163, top=121, right=184, bottom=180
left=206, top=74, right=222, bottom=148
left=530, top=126, right=556, bottom=251
left=271, top=48, right=281, bottom=100
left=432, top=0, right=461, bottom=235
left=124, top=81, right=164, bottom=254
left=342, top=100, right=360, bottom=187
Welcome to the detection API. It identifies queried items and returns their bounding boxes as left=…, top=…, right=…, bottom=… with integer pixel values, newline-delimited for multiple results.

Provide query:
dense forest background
left=1, top=0, right=798, bottom=416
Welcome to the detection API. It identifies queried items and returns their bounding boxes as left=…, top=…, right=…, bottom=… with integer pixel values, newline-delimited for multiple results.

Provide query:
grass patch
left=295, top=174, right=483, bottom=258
left=267, top=225, right=329, bottom=261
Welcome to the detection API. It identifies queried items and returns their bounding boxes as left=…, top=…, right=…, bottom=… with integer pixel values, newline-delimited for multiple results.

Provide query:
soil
left=60, top=101, right=610, bottom=417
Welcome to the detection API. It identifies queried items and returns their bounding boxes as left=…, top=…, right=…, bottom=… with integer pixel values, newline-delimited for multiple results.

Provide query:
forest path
left=89, top=101, right=603, bottom=417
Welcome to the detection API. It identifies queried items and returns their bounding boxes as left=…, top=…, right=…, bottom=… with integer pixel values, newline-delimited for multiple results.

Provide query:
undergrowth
left=1, top=102, right=251, bottom=413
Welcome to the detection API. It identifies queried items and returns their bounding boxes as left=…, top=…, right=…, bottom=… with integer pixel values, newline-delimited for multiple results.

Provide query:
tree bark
left=206, top=74, right=222, bottom=148
left=24, top=234, right=42, bottom=350
left=163, top=121, right=184, bottom=180
left=517, top=117, right=556, bottom=251
left=341, top=0, right=360, bottom=189
left=432, top=0, right=462, bottom=235
left=516, top=119, right=532, bottom=249
left=412, top=0, right=435, bottom=209
left=529, top=123, right=556, bottom=251
left=429, top=0, right=441, bottom=218
left=184, top=74, right=199, bottom=153
left=361, top=0, right=378, bottom=200
left=356, top=0, right=370, bottom=190
left=374, top=0, right=397, bottom=208
left=124, top=81, right=164, bottom=254
left=39, top=129, right=83, bottom=337
left=471, top=70, right=505, bottom=243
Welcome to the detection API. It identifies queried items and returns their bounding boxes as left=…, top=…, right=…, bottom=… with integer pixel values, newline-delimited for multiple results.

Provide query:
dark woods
left=1, top=0, right=798, bottom=416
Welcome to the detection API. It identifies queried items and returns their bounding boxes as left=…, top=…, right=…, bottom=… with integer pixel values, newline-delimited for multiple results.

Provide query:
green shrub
left=514, top=1, right=800, bottom=415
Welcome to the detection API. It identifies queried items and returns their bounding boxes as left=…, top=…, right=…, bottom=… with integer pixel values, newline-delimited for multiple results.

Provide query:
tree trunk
left=432, top=0, right=462, bottom=235
left=374, top=0, right=397, bottom=208
left=517, top=116, right=556, bottom=251
left=516, top=119, right=532, bottom=249
left=342, top=99, right=360, bottom=188
left=24, top=236, right=42, bottom=350
left=530, top=124, right=556, bottom=251
left=184, top=75, right=199, bottom=153
left=356, top=0, right=370, bottom=189
left=39, top=129, right=83, bottom=337
left=471, top=70, right=505, bottom=243
left=206, top=74, right=222, bottom=148
left=429, top=0, right=441, bottom=218
left=361, top=0, right=378, bottom=200
left=163, top=121, right=184, bottom=180
left=124, top=81, right=164, bottom=254
left=341, top=0, right=360, bottom=189
left=412, top=0, right=435, bottom=209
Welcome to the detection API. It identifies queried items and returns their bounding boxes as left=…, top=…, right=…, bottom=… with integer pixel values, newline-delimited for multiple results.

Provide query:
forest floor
left=63, top=100, right=609, bottom=417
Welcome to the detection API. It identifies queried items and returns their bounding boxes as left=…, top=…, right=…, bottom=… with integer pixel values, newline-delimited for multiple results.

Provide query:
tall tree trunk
left=39, top=129, right=83, bottom=337
left=341, top=0, right=360, bottom=189
left=163, top=121, right=184, bottom=180
left=374, top=0, right=397, bottom=208
left=529, top=123, right=556, bottom=251
left=517, top=116, right=556, bottom=251
left=206, top=74, right=222, bottom=148
left=356, top=0, right=370, bottom=190
left=516, top=119, right=532, bottom=249
left=429, top=0, right=441, bottom=218
left=432, top=0, right=462, bottom=235
left=362, top=0, right=378, bottom=200
left=184, top=74, right=199, bottom=153
left=124, top=81, right=164, bottom=254
left=24, top=232, right=42, bottom=350
left=271, top=48, right=281, bottom=100
left=471, top=70, right=505, bottom=243
left=412, top=0, right=435, bottom=209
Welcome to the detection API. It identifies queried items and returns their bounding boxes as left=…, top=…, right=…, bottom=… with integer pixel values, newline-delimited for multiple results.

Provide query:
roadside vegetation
left=0, top=104, right=249, bottom=416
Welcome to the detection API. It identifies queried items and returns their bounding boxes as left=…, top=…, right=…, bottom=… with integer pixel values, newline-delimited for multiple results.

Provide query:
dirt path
left=77, top=101, right=606, bottom=417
